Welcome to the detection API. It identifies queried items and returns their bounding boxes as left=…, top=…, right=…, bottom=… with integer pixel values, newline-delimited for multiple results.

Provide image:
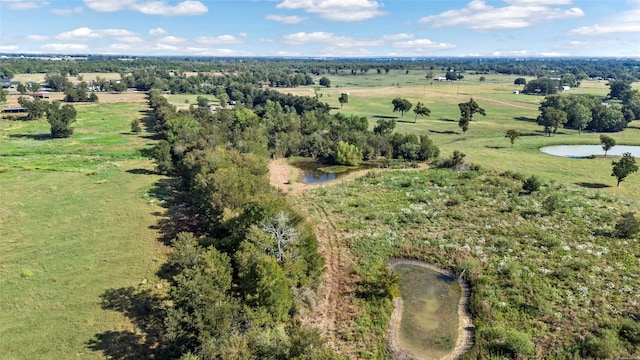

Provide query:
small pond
left=291, top=159, right=379, bottom=184
left=540, top=145, right=640, bottom=158
left=392, top=263, right=461, bottom=359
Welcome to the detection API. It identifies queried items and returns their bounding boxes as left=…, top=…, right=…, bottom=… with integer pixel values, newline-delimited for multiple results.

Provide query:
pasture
left=0, top=102, right=168, bottom=359
left=281, top=74, right=640, bottom=204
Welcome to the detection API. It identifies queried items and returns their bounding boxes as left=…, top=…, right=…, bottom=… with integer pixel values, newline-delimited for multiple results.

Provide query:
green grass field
left=0, top=102, right=168, bottom=359
left=286, top=74, right=640, bottom=204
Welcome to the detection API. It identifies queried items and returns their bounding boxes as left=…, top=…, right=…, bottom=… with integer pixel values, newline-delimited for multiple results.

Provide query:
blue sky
left=0, top=0, right=639, bottom=57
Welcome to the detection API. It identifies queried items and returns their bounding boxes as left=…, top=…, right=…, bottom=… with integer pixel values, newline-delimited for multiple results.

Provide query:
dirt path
left=386, top=259, right=475, bottom=360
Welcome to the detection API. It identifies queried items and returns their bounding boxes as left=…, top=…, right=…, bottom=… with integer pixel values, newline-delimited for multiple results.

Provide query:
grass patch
left=0, top=101, right=168, bottom=359
left=295, top=168, right=639, bottom=358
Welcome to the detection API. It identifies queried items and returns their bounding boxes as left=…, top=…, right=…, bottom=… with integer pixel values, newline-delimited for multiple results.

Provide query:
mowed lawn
left=278, top=74, right=640, bottom=204
left=0, top=102, right=168, bottom=359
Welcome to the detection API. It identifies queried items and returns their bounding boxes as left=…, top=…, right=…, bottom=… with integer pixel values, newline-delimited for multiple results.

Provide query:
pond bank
left=387, top=258, right=474, bottom=360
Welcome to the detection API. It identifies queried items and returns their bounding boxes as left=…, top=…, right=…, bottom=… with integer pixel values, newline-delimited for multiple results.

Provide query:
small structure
left=434, top=76, right=447, bottom=81
left=562, top=86, right=571, bottom=91
left=29, top=92, right=50, bottom=99
left=2, top=107, right=27, bottom=113
left=512, top=90, right=519, bottom=94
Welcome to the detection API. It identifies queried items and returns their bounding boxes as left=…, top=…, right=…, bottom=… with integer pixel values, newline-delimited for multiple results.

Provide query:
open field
left=0, top=102, right=168, bottom=359
left=278, top=75, right=640, bottom=204
left=163, top=93, right=220, bottom=110
left=292, top=165, right=640, bottom=358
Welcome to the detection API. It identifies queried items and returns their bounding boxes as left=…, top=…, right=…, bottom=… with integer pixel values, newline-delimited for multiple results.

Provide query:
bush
left=543, top=193, right=565, bottom=214
left=130, top=119, right=142, bottom=133
left=440, top=150, right=466, bottom=169
left=615, top=212, right=640, bottom=238
left=582, top=329, right=620, bottom=359
left=522, top=175, right=542, bottom=193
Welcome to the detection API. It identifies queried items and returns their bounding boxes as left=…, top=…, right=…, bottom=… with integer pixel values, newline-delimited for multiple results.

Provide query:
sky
left=0, top=0, right=639, bottom=58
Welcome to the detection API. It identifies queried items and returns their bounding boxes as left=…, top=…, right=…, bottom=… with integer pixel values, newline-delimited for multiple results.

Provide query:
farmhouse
left=29, top=92, right=50, bottom=99
left=1, top=78, right=20, bottom=88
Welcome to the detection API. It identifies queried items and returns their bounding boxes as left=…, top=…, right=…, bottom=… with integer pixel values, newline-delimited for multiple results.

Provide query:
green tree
left=46, top=102, right=76, bottom=138
left=523, top=78, right=557, bottom=95
left=600, top=135, right=616, bottom=157
left=537, top=107, right=567, bottom=136
left=479, top=76, right=486, bottom=82
left=566, top=102, right=591, bottom=133
left=392, top=97, right=412, bottom=117
left=413, top=102, right=431, bottom=123
left=16, top=83, right=26, bottom=94
left=458, top=98, right=486, bottom=133
left=24, top=82, right=41, bottom=93
left=514, top=77, right=527, bottom=85
left=373, top=118, right=395, bottom=135
left=505, top=129, right=519, bottom=147
left=338, top=92, right=349, bottom=109
left=611, top=152, right=638, bottom=187
left=0, top=89, right=6, bottom=103
left=607, top=80, right=632, bottom=100
left=44, top=73, right=71, bottom=92
left=318, top=77, right=331, bottom=88
left=335, top=141, right=362, bottom=166
left=18, top=96, right=49, bottom=120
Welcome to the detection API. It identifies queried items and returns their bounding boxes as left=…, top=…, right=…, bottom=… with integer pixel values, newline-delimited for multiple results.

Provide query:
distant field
left=0, top=102, right=168, bottom=359
left=279, top=74, right=640, bottom=204
left=164, top=94, right=219, bottom=110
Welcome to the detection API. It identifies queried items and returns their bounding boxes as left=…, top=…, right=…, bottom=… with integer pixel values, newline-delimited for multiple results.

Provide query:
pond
left=390, top=262, right=463, bottom=359
left=291, top=159, right=379, bottom=184
left=540, top=145, right=640, bottom=158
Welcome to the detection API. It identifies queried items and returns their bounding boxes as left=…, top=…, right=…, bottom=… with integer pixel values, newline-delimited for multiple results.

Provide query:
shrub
left=543, top=193, right=565, bottom=214
left=440, top=150, right=466, bottom=169
left=615, top=212, right=640, bottom=238
left=582, top=329, right=620, bottom=359
left=130, top=118, right=142, bottom=133
left=522, top=175, right=542, bottom=193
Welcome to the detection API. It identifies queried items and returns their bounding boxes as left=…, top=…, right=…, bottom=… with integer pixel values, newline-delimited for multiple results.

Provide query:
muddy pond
left=540, top=145, right=640, bottom=158
left=390, top=262, right=464, bottom=359
left=291, top=159, right=379, bottom=184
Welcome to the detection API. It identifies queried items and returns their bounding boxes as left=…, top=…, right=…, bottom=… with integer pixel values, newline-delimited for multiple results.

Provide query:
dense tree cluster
left=537, top=93, right=636, bottom=133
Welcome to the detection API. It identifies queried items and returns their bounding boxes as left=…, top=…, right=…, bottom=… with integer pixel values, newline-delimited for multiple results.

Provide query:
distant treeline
left=1, top=57, right=638, bottom=86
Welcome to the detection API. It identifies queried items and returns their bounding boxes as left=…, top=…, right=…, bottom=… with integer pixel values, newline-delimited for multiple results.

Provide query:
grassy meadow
left=296, top=167, right=639, bottom=358
left=283, top=73, right=640, bottom=204
left=0, top=102, right=168, bottom=359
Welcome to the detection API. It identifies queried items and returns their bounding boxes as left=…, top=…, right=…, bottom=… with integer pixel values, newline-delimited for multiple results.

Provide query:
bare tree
left=261, top=211, right=298, bottom=263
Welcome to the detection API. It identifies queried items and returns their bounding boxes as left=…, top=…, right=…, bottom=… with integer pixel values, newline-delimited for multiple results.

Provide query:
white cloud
left=381, top=33, right=414, bottom=41
left=133, top=0, right=207, bottom=16
left=57, top=27, right=137, bottom=41
left=51, top=6, right=83, bottom=15
left=276, top=0, right=385, bottom=22
left=25, top=35, right=50, bottom=41
left=2, top=0, right=49, bottom=10
left=149, top=27, right=167, bottom=35
left=154, top=43, right=179, bottom=51
left=569, top=9, right=640, bottom=35
left=82, top=0, right=134, bottom=12
left=537, top=52, right=568, bottom=57
left=117, top=36, right=143, bottom=43
left=492, top=49, right=530, bottom=56
left=419, top=0, right=583, bottom=30
left=0, top=45, right=19, bottom=51
left=282, top=31, right=381, bottom=47
left=83, top=0, right=207, bottom=16
left=158, top=36, right=186, bottom=44
left=41, top=43, right=89, bottom=52
left=273, top=50, right=301, bottom=56
left=320, top=46, right=373, bottom=57
left=392, top=39, right=456, bottom=50
left=184, top=47, right=252, bottom=56
left=195, top=35, right=244, bottom=45
left=266, top=14, right=307, bottom=24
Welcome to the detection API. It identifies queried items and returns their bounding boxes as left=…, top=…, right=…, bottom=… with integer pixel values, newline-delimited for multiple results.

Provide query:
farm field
left=0, top=101, right=168, bottom=359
